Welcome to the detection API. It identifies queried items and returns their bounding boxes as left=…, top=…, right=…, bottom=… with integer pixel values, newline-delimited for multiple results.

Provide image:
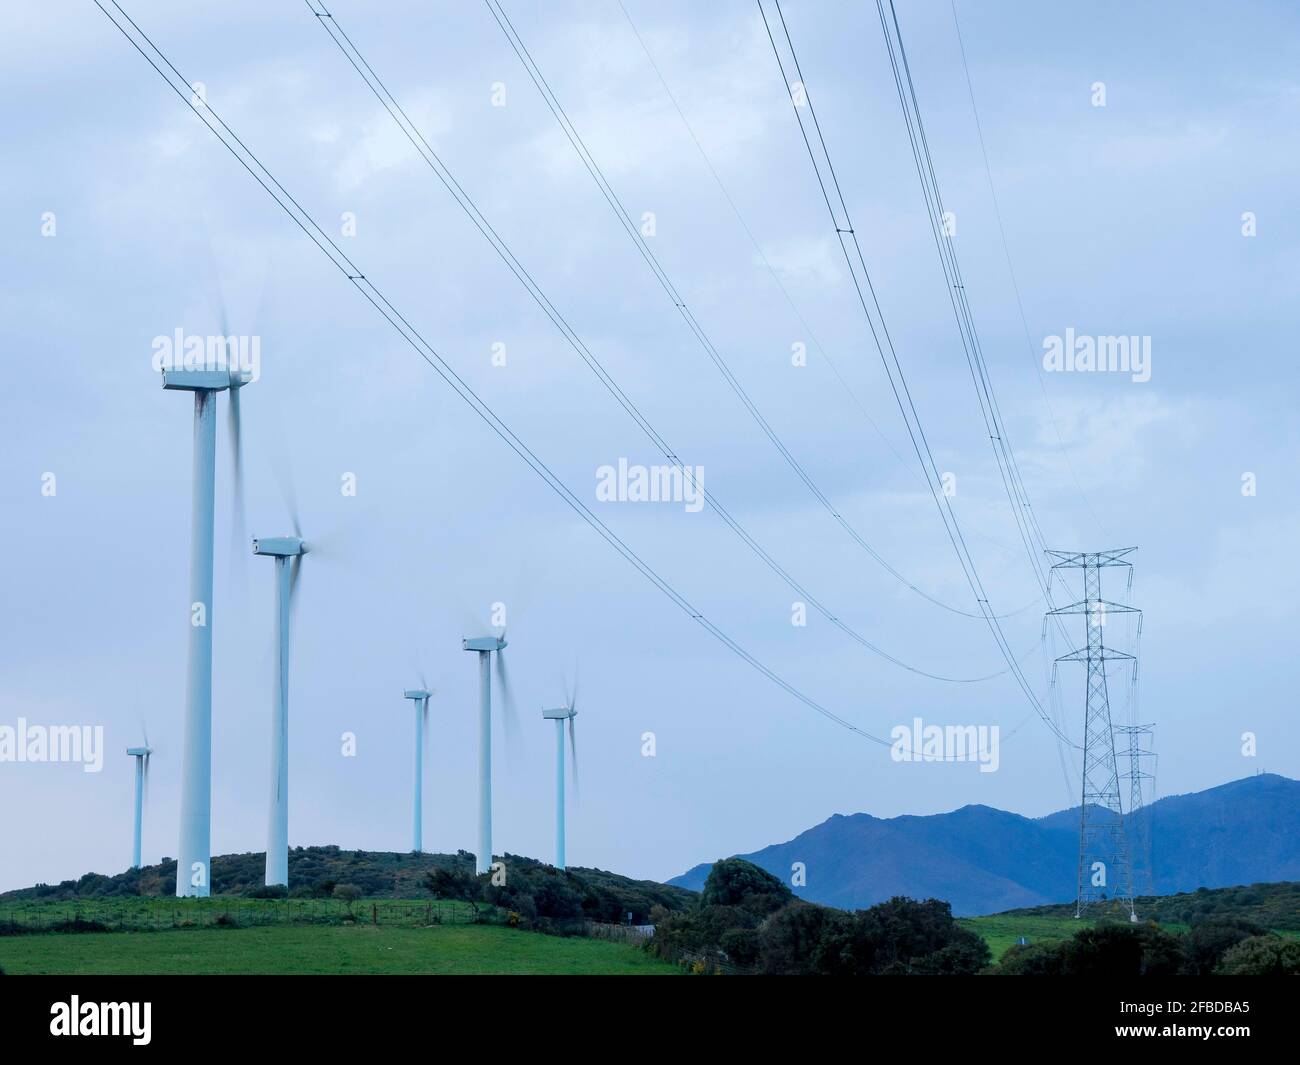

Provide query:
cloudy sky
left=2, top=0, right=1297, bottom=893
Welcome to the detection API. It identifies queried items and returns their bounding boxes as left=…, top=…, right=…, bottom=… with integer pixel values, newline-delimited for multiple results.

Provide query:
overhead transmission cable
left=93, top=0, right=987, bottom=751
left=948, top=0, right=1110, bottom=543
left=484, top=0, right=1037, bottom=624
left=303, top=0, right=1024, bottom=683
left=869, top=0, right=1090, bottom=775
left=757, top=0, right=1077, bottom=749
left=871, top=0, right=1079, bottom=695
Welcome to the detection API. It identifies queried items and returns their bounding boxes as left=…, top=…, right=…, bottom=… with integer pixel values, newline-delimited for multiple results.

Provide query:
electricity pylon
left=1116, top=724, right=1157, bottom=897
left=1046, top=549, right=1142, bottom=920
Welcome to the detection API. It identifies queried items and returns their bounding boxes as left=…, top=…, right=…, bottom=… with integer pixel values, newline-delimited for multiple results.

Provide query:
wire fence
left=0, top=898, right=489, bottom=936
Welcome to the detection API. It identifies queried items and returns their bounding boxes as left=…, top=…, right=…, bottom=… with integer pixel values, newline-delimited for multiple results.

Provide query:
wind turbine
left=542, top=690, right=578, bottom=870
left=461, top=633, right=512, bottom=874
left=402, top=686, right=432, bottom=853
left=162, top=355, right=251, bottom=898
left=126, top=736, right=153, bottom=870
left=252, top=528, right=306, bottom=888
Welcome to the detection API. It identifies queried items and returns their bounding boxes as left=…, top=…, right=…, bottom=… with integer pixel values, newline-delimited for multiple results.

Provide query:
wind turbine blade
left=495, top=651, right=518, bottom=742
left=422, top=696, right=430, bottom=762
left=228, top=384, right=245, bottom=542
left=142, top=752, right=150, bottom=808
left=289, top=555, right=304, bottom=624
left=567, top=716, right=579, bottom=796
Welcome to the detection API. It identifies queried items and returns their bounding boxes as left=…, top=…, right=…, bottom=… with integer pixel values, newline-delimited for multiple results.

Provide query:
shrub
left=700, top=858, right=792, bottom=916
left=1216, top=936, right=1300, bottom=976
left=1182, top=918, right=1265, bottom=976
left=332, top=884, right=362, bottom=917
left=719, top=927, right=761, bottom=967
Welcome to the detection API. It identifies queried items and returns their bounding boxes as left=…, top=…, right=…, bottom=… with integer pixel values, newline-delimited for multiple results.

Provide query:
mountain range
left=667, top=773, right=1300, bottom=916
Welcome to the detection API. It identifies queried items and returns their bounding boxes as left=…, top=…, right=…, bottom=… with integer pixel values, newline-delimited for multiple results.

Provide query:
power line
left=872, top=0, right=1086, bottom=755
left=303, top=0, right=1022, bottom=684
left=485, top=0, right=1037, bottom=625
left=948, top=0, right=1110, bottom=543
left=757, top=0, right=1076, bottom=750
left=92, top=0, right=983, bottom=751
left=874, top=0, right=1051, bottom=594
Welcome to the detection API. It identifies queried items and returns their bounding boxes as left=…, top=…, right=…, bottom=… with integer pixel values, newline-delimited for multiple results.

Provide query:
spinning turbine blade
left=495, top=647, right=518, bottom=740
left=212, top=293, right=248, bottom=557
left=228, top=382, right=244, bottom=535
left=289, top=553, right=303, bottom=605
left=567, top=715, right=578, bottom=795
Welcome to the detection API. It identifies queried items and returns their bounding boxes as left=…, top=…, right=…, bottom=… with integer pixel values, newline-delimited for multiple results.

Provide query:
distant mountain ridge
left=667, top=773, right=1300, bottom=916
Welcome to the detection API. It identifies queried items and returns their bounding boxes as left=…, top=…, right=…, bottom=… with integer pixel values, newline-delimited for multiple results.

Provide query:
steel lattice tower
left=1115, top=724, right=1156, bottom=897
left=1047, top=549, right=1142, bottom=919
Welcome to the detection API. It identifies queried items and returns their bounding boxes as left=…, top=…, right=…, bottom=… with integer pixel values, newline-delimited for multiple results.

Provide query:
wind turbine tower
left=403, top=687, right=432, bottom=852
left=462, top=635, right=508, bottom=874
left=126, top=742, right=152, bottom=869
left=252, top=533, right=306, bottom=887
left=162, top=364, right=250, bottom=897
left=542, top=701, right=578, bottom=870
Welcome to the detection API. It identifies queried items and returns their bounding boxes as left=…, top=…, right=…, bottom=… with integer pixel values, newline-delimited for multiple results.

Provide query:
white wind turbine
left=461, top=632, right=515, bottom=874
left=402, top=682, right=433, bottom=853
left=161, top=296, right=251, bottom=898
left=542, top=680, right=578, bottom=870
left=251, top=523, right=306, bottom=888
left=126, top=730, right=153, bottom=870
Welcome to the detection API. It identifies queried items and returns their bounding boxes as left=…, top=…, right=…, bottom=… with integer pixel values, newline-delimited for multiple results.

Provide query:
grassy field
left=0, top=923, right=677, bottom=975
left=961, top=913, right=1297, bottom=962
left=0, top=896, right=480, bottom=933
left=959, top=913, right=1091, bottom=961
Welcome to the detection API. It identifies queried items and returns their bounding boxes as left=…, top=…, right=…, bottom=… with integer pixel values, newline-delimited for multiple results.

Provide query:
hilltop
left=670, top=773, right=1300, bottom=915
left=3, top=846, right=696, bottom=924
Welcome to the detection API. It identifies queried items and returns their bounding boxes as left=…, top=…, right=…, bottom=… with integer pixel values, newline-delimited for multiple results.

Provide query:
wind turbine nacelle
left=542, top=707, right=575, bottom=720
left=463, top=636, right=506, bottom=652
left=161, top=368, right=250, bottom=392
left=404, top=690, right=432, bottom=701
left=126, top=746, right=152, bottom=757
left=253, top=536, right=306, bottom=557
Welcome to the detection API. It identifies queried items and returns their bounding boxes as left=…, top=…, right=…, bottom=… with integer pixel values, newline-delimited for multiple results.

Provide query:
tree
left=994, top=941, right=1065, bottom=976
left=699, top=858, right=792, bottom=916
left=1182, top=918, right=1266, bottom=976
left=1216, top=935, right=1300, bottom=976
left=1055, top=922, right=1183, bottom=976
left=424, top=867, right=475, bottom=902
left=719, top=927, right=761, bottom=967
left=758, top=902, right=844, bottom=975
left=332, top=883, right=362, bottom=917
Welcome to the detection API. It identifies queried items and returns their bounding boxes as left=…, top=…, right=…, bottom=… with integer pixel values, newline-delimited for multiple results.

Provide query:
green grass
left=961, top=913, right=1297, bottom=963
left=959, top=914, right=1089, bottom=962
left=0, top=923, right=677, bottom=975
left=0, top=896, right=479, bottom=932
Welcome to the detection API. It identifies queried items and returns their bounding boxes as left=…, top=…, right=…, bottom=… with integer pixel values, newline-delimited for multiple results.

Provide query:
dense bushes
left=1215, top=935, right=1300, bottom=975
left=420, top=852, right=690, bottom=928
left=0, top=848, right=695, bottom=921
left=649, top=859, right=990, bottom=975
left=992, top=916, right=1294, bottom=975
left=995, top=922, right=1182, bottom=976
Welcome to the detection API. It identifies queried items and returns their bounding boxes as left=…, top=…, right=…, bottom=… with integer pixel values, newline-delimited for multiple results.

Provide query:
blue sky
left=2, top=0, right=1297, bottom=893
